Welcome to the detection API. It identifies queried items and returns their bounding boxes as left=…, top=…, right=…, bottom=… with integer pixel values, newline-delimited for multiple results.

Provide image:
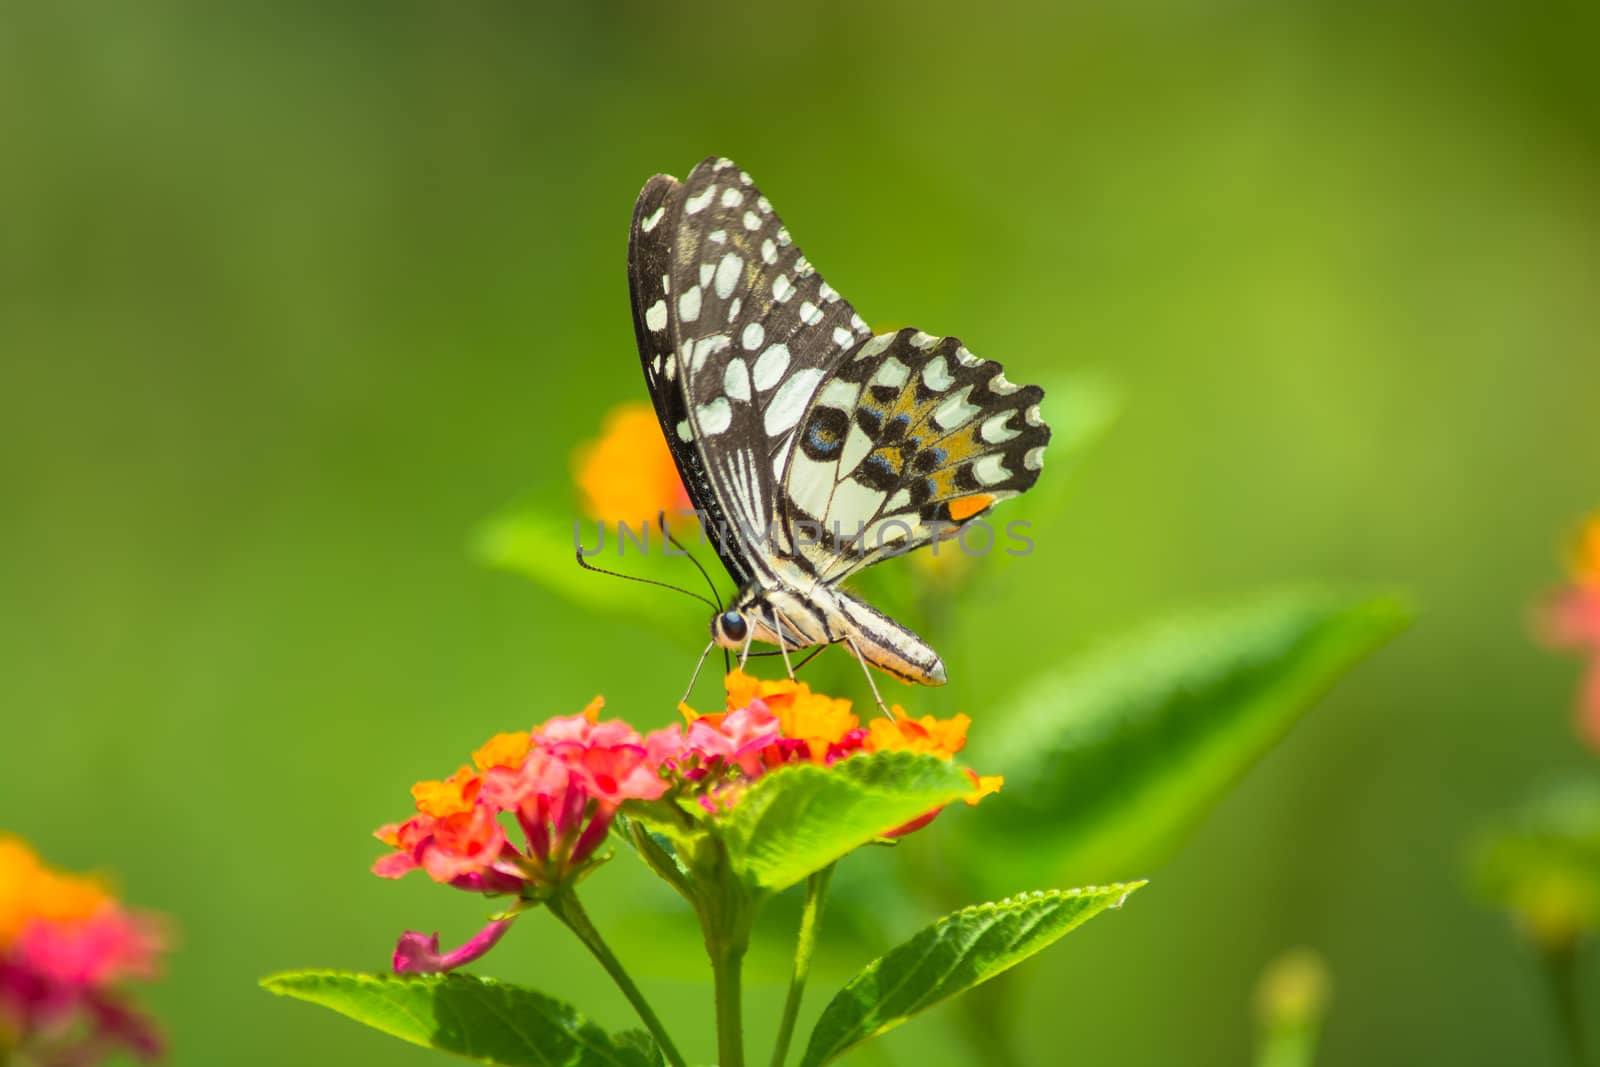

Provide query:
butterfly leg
left=680, top=640, right=716, bottom=704
left=771, top=609, right=798, bottom=680
left=843, top=634, right=894, bottom=718
left=738, top=627, right=756, bottom=670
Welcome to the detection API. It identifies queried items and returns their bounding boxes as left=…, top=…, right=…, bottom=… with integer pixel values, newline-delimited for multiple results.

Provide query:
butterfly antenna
left=574, top=550, right=719, bottom=612
left=658, top=512, right=724, bottom=611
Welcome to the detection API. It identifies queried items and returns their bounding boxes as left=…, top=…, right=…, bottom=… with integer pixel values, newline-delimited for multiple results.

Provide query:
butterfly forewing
left=628, top=156, right=874, bottom=576
left=780, top=328, right=1050, bottom=583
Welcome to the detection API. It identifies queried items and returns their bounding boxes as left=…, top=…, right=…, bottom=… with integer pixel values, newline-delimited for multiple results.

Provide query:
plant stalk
left=712, top=940, right=747, bottom=1067
left=548, top=891, right=689, bottom=1067
left=1541, top=940, right=1588, bottom=1067
left=770, top=865, right=835, bottom=1067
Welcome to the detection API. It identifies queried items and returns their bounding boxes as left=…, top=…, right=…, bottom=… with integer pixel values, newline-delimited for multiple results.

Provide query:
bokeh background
left=4, top=3, right=1599, bottom=1064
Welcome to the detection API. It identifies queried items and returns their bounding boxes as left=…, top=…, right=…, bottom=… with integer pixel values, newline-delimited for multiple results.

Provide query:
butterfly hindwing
left=779, top=328, right=1050, bottom=582
left=630, top=156, right=874, bottom=573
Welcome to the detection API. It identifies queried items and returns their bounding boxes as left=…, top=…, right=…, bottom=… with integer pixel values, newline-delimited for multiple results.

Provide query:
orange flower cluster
left=682, top=670, right=1002, bottom=822
left=373, top=671, right=999, bottom=973
left=572, top=404, right=691, bottom=526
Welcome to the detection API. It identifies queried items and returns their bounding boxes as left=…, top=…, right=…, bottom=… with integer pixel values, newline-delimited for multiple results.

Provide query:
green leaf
left=614, top=1030, right=666, bottom=1067
left=474, top=505, right=700, bottom=634
left=798, top=883, right=1144, bottom=1067
left=965, top=589, right=1410, bottom=883
left=720, top=752, right=974, bottom=895
left=260, top=970, right=652, bottom=1067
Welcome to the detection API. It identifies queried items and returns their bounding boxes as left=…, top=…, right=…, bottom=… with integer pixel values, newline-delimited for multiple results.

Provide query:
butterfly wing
left=629, top=156, right=873, bottom=583
left=779, top=328, right=1051, bottom=583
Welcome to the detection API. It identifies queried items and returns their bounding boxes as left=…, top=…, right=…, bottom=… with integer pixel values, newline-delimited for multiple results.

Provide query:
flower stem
left=769, top=865, right=834, bottom=1067
left=1541, top=941, right=1588, bottom=1067
left=712, top=939, right=747, bottom=1067
left=548, top=891, right=688, bottom=1067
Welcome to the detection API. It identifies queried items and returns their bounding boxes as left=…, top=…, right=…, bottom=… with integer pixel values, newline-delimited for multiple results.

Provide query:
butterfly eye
left=718, top=611, right=749, bottom=643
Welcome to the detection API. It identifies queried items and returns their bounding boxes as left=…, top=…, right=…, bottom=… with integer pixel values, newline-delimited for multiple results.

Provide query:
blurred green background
left=4, top=2, right=1598, bottom=1064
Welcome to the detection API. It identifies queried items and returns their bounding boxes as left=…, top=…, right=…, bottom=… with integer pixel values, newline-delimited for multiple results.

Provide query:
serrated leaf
left=965, top=589, right=1410, bottom=883
left=798, top=883, right=1143, bottom=1067
left=261, top=970, right=651, bottom=1066
left=720, top=752, right=974, bottom=895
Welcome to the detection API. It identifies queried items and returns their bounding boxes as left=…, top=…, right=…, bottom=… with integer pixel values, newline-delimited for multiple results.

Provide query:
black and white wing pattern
left=780, top=328, right=1050, bottom=583
left=628, top=156, right=873, bottom=583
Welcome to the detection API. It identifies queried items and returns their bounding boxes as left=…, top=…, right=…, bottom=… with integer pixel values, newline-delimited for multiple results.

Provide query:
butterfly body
left=629, top=157, right=1049, bottom=692
left=713, top=576, right=946, bottom=686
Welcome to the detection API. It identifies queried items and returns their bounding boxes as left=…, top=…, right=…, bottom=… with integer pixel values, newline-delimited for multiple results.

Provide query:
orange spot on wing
left=948, top=494, right=994, bottom=522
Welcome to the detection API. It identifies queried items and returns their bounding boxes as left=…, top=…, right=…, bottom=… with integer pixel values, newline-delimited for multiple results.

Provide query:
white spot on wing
left=720, top=187, right=744, bottom=208
left=839, top=424, right=873, bottom=474
left=676, top=419, right=692, bottom=441
left=911, top=331, right=938, bottom=349
left=698, top=397, right=733, bottom=435
left=699, top=263, right=714, bottom=288
left=743, top=211, right=761, bottom=230
left=761, top=239, right=777, bottom=265
left=645, top=300, right=667, bottom=333
left=832, top=326, right=853, bottom=347
left=980, top=411, right=1020, bottom=443
left=723, top=359, right=751, bottom=402
left=641, top=206, right=665, bottom=232
left=765, top=368, right=825, bottom=435
left=871, top=358, right=910, bottom=389
left=990, top=372, right=1020, bottom=395
left=685, top=186, right=716, bottom=214
left=678, top=287, right=702, bottom=322
left=799, top=302, right=823, bottom=326
left=772, top=275, right=794, bottom=302
left=857, top=334, right=894, bottom=360
left=973, top=454, right=1010, bottom=486
left=741, top=322, right=765, bottom=351
left=1024, top=446, right=1046, bottom=470
left=752, top=344, right=791, bottom=391
left=708, top=229, right=727, bottom=245
left=933, top=386, right=979, bottom=430
left=818, top=379, right=858, bottom=408
left=921, top=355, right=954, bottom=391
left=714, top=253, right=744, bottom=299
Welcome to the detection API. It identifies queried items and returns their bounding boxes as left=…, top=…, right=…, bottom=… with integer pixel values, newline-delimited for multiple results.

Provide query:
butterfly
left=628, top=156, right=1051, bottom=706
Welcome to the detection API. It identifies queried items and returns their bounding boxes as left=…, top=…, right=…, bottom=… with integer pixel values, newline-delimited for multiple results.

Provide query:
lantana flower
left=372, top=673, right=999, bottom=973
left=572, top=403, right=691, bottom=527
left=373, top=698, right=673, bottom=973
left=1538, top=513, right=1600, bottom=750
left=0, top=835, right=167, bottom=1066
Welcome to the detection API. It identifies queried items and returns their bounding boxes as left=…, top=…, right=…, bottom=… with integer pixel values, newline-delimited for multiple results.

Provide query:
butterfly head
left=711, top=608, right=749, bottom=647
